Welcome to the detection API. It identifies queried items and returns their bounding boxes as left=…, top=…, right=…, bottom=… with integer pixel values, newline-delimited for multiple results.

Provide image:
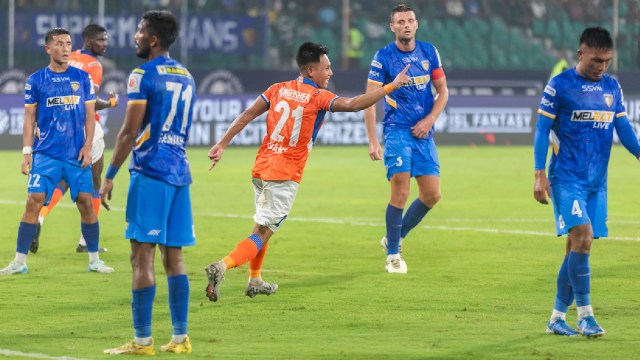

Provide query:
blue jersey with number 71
left=126, top=55, right=196, bottom=186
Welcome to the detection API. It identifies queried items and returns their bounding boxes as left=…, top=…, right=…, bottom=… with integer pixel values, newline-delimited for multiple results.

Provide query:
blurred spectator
left=347, top=24, right=364, bottom=69
left=549, top=49, right=570, bottom=81
left=445, top=0, right=465, bottom=17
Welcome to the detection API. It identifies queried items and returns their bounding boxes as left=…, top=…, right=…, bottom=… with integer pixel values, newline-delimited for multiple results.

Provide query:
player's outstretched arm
left=100, top=102, right=146, bottom=210
left=21, top=106, right=37, bottom=175
left=208, top=97, right=268, bottom=171
left=363, top=81, right=383, bottom=160
left=332, top=65, right=411, bottom=113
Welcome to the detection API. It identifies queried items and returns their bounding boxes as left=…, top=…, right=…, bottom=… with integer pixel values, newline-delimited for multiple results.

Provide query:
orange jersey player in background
left=33, top=24, right=119, bottom=254
left=204, top=42, right=411, bottom=302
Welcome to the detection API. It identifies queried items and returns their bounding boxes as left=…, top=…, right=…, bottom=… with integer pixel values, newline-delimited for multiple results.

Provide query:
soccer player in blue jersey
left=33, top=24, right=118, bottom=254
left=534, top=27, right=640, bottom=338
left=364, top=4, right=449, bottom=273
left=101, top=11, right=195, bottom=355
left=0, top=28, right=113, bottom=276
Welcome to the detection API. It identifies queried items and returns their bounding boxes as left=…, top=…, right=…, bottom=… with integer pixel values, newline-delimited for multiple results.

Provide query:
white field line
left=0, top=348, right=93, bottom=360
left=2, top=199, right=639, bottom=241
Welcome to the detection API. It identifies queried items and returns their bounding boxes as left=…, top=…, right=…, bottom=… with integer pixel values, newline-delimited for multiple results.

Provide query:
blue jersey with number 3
left=126, top=56, right=196, bottom=186
left=538, top=68, right=627, bottom=191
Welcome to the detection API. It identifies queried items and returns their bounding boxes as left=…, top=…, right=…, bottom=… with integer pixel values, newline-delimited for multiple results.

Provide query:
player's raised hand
left=100, top=178, right=114, bottom=211
left=208, top=144, right=225, bottom=171
left=391, top=64, right=411, bottom=90
left=533, top=170, right=551, bottom=205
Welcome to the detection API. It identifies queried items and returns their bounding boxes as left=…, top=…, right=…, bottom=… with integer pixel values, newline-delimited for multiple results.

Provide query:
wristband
left=383, top=84, right=394, bottom=95
left=105, top=164, right=120, bottom=180
left=22, top=146, right=33, bottom=155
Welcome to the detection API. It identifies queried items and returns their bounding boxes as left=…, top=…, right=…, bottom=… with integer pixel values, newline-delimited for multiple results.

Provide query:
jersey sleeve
left=614, top=81, right=627, bottom=118
left=83, top=71, right=96, bottom=103
left=537, top=79, right=559, bottom=120
left=260, top=83, right=279, bottom=107
left=314, top=89, right=339, bottom=112
left=24, top=75, right=38, bottom=107
left=85, top=61, right=103, bottom=88
left=367, top=50, right=386, bottom=86
left=431, top=45, right=445, bottom=81
left=127, top=68, right=148, bottom=104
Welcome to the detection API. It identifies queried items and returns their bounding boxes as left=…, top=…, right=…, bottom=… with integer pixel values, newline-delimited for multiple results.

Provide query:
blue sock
left=386, top=204, right=403, bottom=255
left=92, top=189, right=100, bottom=199
left=568, top=251, right=590, bottom=307
left=400, top=198, right=431, bottom=239
left=132, top=285, right=156, bottom=338
left=81, top=222, right=100, bottom=253
left=168, top=274, right=190, bottom=335
left=56, top=184, right=67, bottom=195
left=553, top=256, right=574, bottom=313
left=16, top=222, right=38, bottom=255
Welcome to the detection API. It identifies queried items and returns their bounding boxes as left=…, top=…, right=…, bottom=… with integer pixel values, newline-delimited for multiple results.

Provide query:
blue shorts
left=125, top=171, right=196, bottom=247
left=550, top=183, right=608, bottom=238
left=28, top=153, right=93, bottom=204
left=383, top=130, right=440, bottom=180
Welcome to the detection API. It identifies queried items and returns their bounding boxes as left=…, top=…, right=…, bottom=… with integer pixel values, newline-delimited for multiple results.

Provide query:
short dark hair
left=45, top=28, right=70, bottom=43
left=82, top=24, right=107, bottom=40
left=296, top=42, right=328, bottom=71
left=579, top=27, right=613, bottom=50
left=390, top=3, right=414, bottom=22
left=141, top=10, right=180, bottom=49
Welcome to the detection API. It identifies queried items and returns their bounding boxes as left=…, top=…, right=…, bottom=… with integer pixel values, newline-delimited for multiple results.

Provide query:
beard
left=136, top=46, right=150, bottom=59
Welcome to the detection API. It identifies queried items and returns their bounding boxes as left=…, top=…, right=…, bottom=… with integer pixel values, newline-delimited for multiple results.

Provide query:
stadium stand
left=1, top=0, right=638, bottom=80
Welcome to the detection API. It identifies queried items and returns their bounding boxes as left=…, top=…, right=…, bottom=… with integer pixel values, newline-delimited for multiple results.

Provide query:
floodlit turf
left=0, top=146, right=639, bottom=359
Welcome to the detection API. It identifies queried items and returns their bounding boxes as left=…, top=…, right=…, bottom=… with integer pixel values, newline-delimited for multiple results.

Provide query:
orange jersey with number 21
left=252, top=77, right=339, bottom=183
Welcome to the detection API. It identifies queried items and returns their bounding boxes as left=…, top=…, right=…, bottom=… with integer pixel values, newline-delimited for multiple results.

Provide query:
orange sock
left=39, top=187, right=64, bottom=217
left=225, top=236, right=262, bottom=269
left=249, top=241, right=269, bottom=279
left=92, top=197, right=101, bottom=216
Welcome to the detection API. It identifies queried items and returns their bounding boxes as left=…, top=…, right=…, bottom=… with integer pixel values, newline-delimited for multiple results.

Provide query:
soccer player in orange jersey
left=33, top=24, right=119, bottom=254
left=204, top=42, right=411, bottom=302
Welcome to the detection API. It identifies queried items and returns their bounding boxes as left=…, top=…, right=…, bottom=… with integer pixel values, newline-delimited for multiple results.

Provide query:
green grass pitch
left=0, top=146, right=639, bottom=359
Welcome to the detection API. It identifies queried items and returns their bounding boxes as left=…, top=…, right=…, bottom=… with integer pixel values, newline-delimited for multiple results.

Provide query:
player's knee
left=420, top=190, right=441, bottom=208
left=569, top=227, right=594, bottom=252
left=25, top=196, right=44, bottom=214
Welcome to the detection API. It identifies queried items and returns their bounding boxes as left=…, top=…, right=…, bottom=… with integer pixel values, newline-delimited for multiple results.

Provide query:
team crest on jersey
left=421, top=60, right=430, bottom=71
left=70, top=82, right=80, bottom=92
left=603, top=94, right=613, bottom=107
left=127, top=72, right=142, bottom=93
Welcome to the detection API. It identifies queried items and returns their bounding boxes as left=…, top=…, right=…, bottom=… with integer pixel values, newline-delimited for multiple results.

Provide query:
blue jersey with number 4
left=538, top=68, right=627, bottom=191
left=126, top=56, right=196, bottom=186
